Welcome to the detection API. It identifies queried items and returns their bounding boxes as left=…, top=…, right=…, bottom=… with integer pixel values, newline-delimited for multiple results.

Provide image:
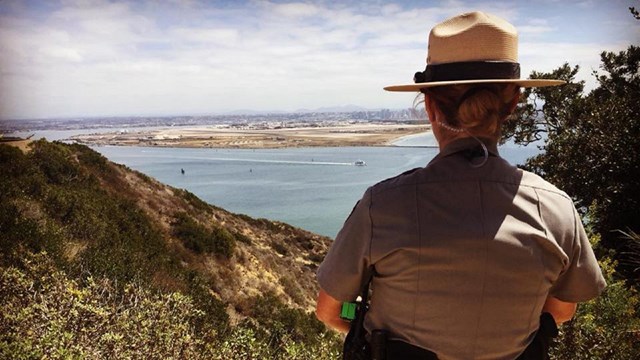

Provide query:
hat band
left=414, top=61, right=521, bottom=83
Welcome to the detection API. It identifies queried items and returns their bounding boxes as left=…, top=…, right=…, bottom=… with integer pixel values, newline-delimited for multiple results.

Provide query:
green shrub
left=71, top=143, right=111, bottom=173
left=172, top=212, right=211, bottom=254
left=179, top=189, right=212, bottom=212
left=66, top=193, right=168, bottom=284
left=0, top=252, right=342, bottom=360
left=305, top=252, right=324, bottom=264
left=0, top=201, right=58, bottom=259
left=185, top=270, right=230, bottom=330
left=0, top=146, right=64, bottom=262
left=296, top=235, right=316, bottom=251
left=172, top=212, right=236, bottom=258
left=249, top=292, right=335, bottom=347
left=0, top=252, right=214, bottom=360
left=550, top=235, right=640, bottom=359
left=271, top=240, right=289, bottom=256
left=258, top=218, right=282, bottom=232
left=30, top=140, right=83, bottom=185
left=233, top=230, right=253, bottom=245
left=0, top=144, right=46, bottom=199
left=213, top=325, right=341, bottom=360
left=280, top=275, right=305, bottom=305
left=1, top=142, right=168, bottom=284
left=211, top=225, right=236, bottom=258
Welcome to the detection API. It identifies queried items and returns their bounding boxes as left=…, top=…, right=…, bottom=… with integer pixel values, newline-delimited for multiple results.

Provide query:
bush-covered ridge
left=0, top=252, right=341, bottom=359
left=0, top=140, right=341, bottom=359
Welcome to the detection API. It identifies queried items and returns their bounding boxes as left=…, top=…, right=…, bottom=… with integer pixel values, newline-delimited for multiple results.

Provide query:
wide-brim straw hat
left=384, top=11, right=564, bottom=92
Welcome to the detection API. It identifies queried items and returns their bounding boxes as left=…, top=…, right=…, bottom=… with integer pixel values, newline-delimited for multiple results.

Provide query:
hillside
left=0, top=140, right=341, bottom=359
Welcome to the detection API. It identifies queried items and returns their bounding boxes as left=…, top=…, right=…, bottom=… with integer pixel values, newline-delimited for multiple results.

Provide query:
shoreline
left=69, top=123, right=432, bottom=149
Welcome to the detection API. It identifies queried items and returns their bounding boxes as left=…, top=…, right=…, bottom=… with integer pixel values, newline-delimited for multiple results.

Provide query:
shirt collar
left=429, top=137, right=500, bottom=165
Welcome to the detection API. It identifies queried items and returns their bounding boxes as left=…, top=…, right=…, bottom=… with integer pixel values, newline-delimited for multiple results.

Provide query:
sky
left=0, top=0, right=638, bottom=120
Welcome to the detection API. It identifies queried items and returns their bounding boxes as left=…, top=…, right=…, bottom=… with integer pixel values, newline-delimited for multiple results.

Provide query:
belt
left=369, top=313, right=557, bottom=360
left=369, top=330, right=437, bottom=360
left=384, top=339, right=438, bottom=360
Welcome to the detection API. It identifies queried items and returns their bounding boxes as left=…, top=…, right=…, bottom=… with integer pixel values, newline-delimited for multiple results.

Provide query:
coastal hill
left=0, top=140, right=342, bottom=358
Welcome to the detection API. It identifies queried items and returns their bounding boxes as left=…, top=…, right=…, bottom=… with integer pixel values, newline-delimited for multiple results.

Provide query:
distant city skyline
left=1, top=0, right=638, bottom=120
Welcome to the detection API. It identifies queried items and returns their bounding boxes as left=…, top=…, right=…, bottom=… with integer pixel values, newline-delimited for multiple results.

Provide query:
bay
left=7, top=128, right=540, bottom=238
left=94, top=136, right=539, bottom=238
left=95, top=146, right=437, bottom=238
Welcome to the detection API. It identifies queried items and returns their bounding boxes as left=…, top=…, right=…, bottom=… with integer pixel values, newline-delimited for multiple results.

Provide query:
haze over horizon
left=1, top=0, right=638, bottom=120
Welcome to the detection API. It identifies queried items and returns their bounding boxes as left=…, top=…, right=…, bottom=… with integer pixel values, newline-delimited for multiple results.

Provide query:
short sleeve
left=316, top=188, right=373, bottom=302
left=548, top=208, right=607, bottom=302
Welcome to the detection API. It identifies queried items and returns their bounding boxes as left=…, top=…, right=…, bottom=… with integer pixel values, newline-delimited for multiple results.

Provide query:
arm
left=542, top=296, right=577, bottom=324
left=316, top=289, right=351, bottom=333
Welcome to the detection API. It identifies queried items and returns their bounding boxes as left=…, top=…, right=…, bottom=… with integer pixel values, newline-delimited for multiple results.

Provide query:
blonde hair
left=421, top=84, right=519, bottom=137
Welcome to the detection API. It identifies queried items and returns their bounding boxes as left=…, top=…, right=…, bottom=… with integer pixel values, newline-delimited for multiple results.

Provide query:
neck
left=433, top=123, right=475, bottom=150
left=436, top=133, right=469, bottom=150
left=435, top=130, right=499, bottom=152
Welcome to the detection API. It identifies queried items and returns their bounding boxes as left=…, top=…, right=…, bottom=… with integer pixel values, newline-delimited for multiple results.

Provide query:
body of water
left=96, top=145, right=437, bottom=238
left=8, top=129, right=540, bottom=238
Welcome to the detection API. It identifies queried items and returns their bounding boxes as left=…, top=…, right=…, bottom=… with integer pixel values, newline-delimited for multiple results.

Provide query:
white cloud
left=269, top=2, right=320, bottom=18
left=170, top=28, right=240, bottom=45
left=39, top=45, right=85, bottom=62
left=381, top=4, right=402, bottom=16
left=0, top=0, right=635, bottom=119
left=518, top=25, right=553, bottom=35
left=519, top=40, right=629, bottom=90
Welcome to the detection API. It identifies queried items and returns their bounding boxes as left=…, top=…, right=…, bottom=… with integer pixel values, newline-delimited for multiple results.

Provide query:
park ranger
left=316, top=11, right=606, bottom=360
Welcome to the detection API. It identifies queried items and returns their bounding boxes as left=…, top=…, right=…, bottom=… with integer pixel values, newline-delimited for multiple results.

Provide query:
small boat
left=354, top=160, right=366, bottom=166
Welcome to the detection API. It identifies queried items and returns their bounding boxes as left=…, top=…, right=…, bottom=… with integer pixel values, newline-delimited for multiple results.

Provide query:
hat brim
left=384, top=79, right=565, bottom=92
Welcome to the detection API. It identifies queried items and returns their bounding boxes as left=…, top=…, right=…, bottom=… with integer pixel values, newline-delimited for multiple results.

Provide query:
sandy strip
left=71, top=123, right=431, bottom=148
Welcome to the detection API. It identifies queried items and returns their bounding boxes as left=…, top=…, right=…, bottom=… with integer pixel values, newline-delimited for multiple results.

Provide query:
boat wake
left=149, top=154, right=357, bottom=166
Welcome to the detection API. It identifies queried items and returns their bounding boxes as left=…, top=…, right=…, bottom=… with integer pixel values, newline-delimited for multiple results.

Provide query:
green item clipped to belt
left=340, top=302, right=357, bottom=321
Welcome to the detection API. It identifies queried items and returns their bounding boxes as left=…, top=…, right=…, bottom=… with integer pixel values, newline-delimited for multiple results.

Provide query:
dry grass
left=2, top=139, right=33, bottom=153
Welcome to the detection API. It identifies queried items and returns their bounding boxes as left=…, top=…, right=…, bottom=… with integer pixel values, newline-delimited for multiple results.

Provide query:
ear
left=508, top=89, right=521, bottom=114
left=424, top=93, right=436, bottom=123
left=501, top=89, right=521, bottom=123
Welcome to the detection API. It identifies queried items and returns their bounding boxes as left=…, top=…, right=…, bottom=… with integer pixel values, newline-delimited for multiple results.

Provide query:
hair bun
left=457, top=87, right=503, bottom=134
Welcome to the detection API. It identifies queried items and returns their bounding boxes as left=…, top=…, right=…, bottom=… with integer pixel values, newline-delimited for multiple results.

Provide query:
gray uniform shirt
left=317, top=137, right=606, bottom=360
